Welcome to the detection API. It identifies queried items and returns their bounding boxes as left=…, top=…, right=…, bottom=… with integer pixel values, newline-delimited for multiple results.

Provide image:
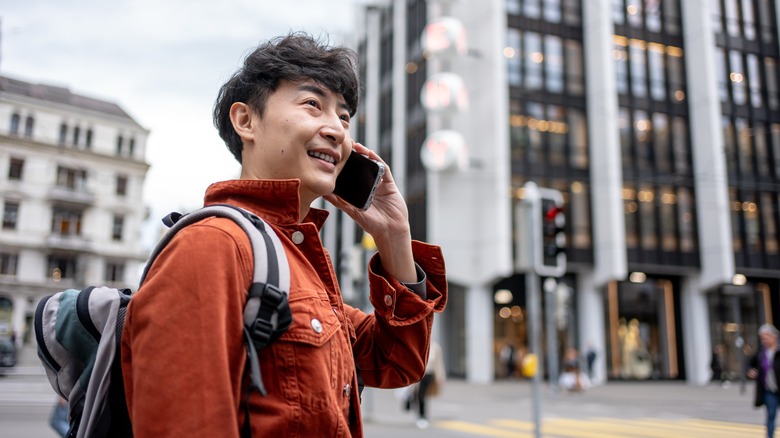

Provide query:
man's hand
left=325, top=142, right=417, bottom=283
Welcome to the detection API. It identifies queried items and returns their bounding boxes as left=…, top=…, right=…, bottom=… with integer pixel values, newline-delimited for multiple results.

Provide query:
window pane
left=525, top=32, right=543, bottom=89
left=613, top=0, right=625, bottom=24
left=614, top=39, right=629, bottom=95
left=762, top=193, right=778, bottom=254
left=545, top=35, right=564, bottom=93
left=630, top=40, right=647, bottom=97
left=627, top=0, right=642, bottom=27
left=729, top=51, right=746, bottom=105
left=648, top=43, right=666, bottom=101
left=3, top=202, right=19, bottom=230
left=646, top=0, right=661, bottom=32
left=659, top=186, right=677, bottom=251
left=528, top=102, right=545, bottom=163
left=525, top=0, right=541, bottom=18
left=619, top=108, right=632, bottom=169
left=772, top=124, right=780, bottom=178
left=568, top=108, right=588, bottom=169
left=667, top=47, right=685, bottom=102
left=678, top=187, right=696, bottom=252
left=507, top=0, right=521, bottom=15
left=624, top=186, right=639, bottom=248
left=635, top=110, right=651, bottom=171
left=711, top=0, right=723, bottom=33
left=547, top=105, right=566, bottom=166
left=730, top=188, right=743, bottom=251
left=672, top=117, right=690, bottom=175
left=747, top=54, right=762, bottom=108
left=715, top=49, right=729, bottom=102
left=742, top=0, right=756, bottom=40
left=754, top=123, right=770, bottom=178
left=570, top=181, right=591, bottom=248
left=766, top=58, right=779, bottom=110
left=664, top=0, right=681, bottom=35
left=544, top=0, right=561, bottom=23
left=562, top=0, right=581, bottom=25
left=736, top=118, right=754, bottom=176
left=507, top=29, right=522, bottom=86
left=653, top=113, right=670, bottom=173
left=8, top=158, right=24, bottom=180
left=565, top=40, right=585, bottom=96
left=744, top=193, right=761, bottom=252
left=725, top=0, right=740, bottom=36
left=639, top=185, right=657, bottom=250
left=723, top=117, right=737, bottom=175
left=24, top=117, right=34, bottom=138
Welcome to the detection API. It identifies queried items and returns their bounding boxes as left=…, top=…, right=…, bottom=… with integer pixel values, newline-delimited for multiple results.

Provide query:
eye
left=340, top=114, right=350, bottom=123
left=306, top=99, right=320, bottom=108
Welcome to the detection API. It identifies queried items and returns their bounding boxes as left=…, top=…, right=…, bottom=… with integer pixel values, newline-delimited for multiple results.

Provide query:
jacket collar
left=203, top=179, right=330, bottom=230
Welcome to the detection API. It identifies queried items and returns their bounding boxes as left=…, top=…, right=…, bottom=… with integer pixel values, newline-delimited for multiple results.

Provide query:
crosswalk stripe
left=492, top=419, right=630, bottom=438
left=435, top=417, right=762, bottom=438
left=436, top=420, right=533, bottom=437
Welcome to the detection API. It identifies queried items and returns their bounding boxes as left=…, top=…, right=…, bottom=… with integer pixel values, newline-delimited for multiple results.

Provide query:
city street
left=0, top=344, right=767, bottom=437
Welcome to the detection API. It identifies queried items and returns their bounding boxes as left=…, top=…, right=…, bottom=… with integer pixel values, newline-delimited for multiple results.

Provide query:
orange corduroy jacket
left=121, top=179, right=447, bottom=437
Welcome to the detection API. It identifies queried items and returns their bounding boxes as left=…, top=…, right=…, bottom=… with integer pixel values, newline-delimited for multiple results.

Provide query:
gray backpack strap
left=142, top=204, right=291, bottom=395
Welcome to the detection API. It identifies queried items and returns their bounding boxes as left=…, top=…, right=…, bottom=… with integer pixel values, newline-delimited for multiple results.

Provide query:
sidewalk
left=362, top=377, right=764, bottom=429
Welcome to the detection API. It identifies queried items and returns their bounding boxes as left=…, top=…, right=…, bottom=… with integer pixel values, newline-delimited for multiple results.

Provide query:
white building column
left=465, top=283, right=494, bottom=383
left=681, top=275, right=712, bottom=385
left=577, top=271, right=607, bottom=385
left=681, top=0, right=734, bottom=289
left=582, top=0, right=627, bottom=286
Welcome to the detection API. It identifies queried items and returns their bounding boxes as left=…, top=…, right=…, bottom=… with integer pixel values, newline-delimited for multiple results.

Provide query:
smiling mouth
left=308, top=151, right=336, bottom=164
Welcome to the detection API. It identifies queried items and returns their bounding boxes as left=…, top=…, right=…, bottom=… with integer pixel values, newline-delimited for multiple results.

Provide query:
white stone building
left=0, top=75, right=149, bottom=348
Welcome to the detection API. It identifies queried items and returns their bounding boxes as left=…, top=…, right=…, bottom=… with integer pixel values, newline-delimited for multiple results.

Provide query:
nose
left=320, top=114, right=347, bottom=146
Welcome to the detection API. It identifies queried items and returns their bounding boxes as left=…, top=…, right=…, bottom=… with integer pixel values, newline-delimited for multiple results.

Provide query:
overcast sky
left=0, top=0, right=365, bottom=247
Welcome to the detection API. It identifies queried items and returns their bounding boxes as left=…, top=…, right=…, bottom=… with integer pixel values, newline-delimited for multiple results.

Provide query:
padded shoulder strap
left=141, top=204, right=290, bottom=295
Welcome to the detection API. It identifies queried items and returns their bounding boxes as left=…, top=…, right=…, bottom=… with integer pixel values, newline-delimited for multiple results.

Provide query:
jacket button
left=292, top=231, right=304, bottom=244
left=311, top=318, right=323, bottom=333
left=384, top=294, right=393, bottom=307
left=343, top=383, right=351, bottom=396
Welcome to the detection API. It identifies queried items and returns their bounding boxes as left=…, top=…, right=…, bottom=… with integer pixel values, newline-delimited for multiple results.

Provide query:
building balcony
left=48, top=186, right=95, bottom=206
left=47, top=234, right=92, bottom=252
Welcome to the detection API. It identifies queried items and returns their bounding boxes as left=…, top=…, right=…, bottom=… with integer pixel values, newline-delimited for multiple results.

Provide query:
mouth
left=308, top=151, right=336, bottom=165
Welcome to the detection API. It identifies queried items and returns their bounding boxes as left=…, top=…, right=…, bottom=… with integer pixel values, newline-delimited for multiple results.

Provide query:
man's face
left=241, top=79, right=352, bottom=205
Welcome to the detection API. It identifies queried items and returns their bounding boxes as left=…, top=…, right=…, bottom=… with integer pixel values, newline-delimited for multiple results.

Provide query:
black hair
left=213, top=32, right=360, bottom=163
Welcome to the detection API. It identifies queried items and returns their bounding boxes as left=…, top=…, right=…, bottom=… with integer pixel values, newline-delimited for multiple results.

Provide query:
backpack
left=34, top=204, right=292, bottom=438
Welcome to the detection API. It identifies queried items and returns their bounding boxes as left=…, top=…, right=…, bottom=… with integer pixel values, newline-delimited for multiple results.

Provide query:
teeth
left=308, top=151, right=335, bottom=164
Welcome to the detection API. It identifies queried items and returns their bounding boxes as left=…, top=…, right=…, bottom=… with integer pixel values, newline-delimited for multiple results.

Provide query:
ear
left=229, top=102, right=256, bottom=143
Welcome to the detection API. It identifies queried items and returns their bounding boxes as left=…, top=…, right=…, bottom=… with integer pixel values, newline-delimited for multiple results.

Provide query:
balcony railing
left=48, top=186, right=95, bottom=205
left=47, top=234, right=92, bottom=252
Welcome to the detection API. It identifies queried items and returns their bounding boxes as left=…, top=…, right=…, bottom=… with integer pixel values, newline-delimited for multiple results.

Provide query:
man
left=748, top=324, right=780, bottom=438
left=121, top=32, right=447, bottom=437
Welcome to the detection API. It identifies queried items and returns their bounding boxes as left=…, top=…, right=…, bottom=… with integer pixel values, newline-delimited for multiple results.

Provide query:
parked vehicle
left=0, top=338, right=17, bottom=372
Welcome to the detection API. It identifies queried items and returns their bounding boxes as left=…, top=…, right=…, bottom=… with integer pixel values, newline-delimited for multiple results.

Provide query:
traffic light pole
left=523, top=182, right=543, bottom=438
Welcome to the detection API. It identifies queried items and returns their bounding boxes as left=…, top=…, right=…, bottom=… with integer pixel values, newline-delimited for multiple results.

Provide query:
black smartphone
left=333, top=150, right=385, bottom=211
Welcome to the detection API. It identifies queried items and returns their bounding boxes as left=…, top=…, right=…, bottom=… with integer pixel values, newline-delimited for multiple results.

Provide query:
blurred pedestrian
left=585, top=343, right=597, bottom=380
left=748, top=323, right=780, bottom=438
left=711, top=343, right=724, bottom=385
left=49, top=397, right=69, bottom=437
left=411, top=341, right=446, bottom=429
left=499, top=342, right=517, bottom=379
left=559, top=347, right=591, bottom=393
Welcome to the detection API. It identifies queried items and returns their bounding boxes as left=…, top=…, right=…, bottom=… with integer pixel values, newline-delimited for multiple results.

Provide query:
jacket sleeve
left=346, top=240, right=447, bottom=388
left=121, top=220, right=251, bottom=438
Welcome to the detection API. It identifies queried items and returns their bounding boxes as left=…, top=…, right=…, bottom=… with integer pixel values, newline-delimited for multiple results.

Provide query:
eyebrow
left=297, top=84, right=350, bottom=112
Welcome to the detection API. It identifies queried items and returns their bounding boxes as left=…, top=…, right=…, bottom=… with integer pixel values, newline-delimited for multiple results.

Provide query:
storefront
left=604, top=276, right=684, bottom=380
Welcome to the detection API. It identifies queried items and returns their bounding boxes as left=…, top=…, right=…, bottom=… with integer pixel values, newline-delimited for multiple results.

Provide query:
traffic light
left=535, top=189, right=567, bottom=277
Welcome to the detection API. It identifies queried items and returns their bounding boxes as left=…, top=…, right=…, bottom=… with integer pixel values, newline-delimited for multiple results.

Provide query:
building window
left=24, top=116, right=34, bottom=138
left=56, top=166, right=88, bottom=191
left=570, top=181, right=591, bottom=248
left=116, top=135, right=124, bottom=155
left=116, top=175, right=128, bottom=196
left=638, top=185, right=658, bottom=250
left=629, top=40, right=647, bottom=98
left=614, top=37, right=629, bottom=95
left=9, top=113, right=20, bottom=135
left=761, top=192, right=778, bottom=254
left=105, top=261, right=125, bottom=283
left=525, top=32, right=544, bottom=90
left=72, top=126, right=81, bottom=146
left=624, top=186, right=638, bottom=248
left=677, top=187, right=696, bottom=252
left=85, top=129, right=93, bottom=149
left=543, top=0, right=561, bottom=23
left=765, top=58, right=779, bottom=110
left=568, top=109, right=588, bottom=169
left=112, top=215, right=124, bottom=241
left=0, top=253, right=18, bottom=277
left=51, top=207, right=83, bottom=236
left=659, top=186, right=677, bottom=251
left=507, top=28, right=522, bottom=87
left=653, top=113, right=671, bottom=173
left=545, top=35, right=564, bottom=93
left=2, top=202, right=19, bottom=230
left=565, top=40, right=584, bottom=96
left=48, top=255, right=77, bottom=282
left=59, top=123, right=68, bottom=144
left=128, top=138, right=136, bottom=157
left=8, top=158, right=24, bottom=181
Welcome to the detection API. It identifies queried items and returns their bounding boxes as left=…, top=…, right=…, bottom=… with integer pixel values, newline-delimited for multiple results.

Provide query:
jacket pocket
left=271, top=289, right=345, bottom=411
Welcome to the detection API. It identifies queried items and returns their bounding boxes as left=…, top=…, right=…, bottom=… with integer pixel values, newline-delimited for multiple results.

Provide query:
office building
left=344, top=0, right=780, bottom=385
